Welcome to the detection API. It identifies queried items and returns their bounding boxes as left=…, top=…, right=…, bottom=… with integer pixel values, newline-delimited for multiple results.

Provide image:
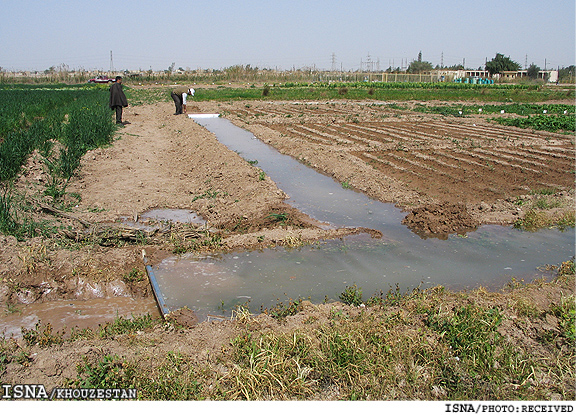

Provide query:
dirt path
left=69, top=101, right=286, bottom=226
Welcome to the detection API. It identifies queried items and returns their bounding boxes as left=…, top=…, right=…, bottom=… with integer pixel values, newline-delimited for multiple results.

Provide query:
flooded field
left=151, top=116, right=574, bottom=320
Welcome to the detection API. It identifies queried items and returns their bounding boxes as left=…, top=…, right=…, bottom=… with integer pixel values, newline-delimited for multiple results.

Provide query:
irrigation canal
left=150, top=115, right=574, bottom=321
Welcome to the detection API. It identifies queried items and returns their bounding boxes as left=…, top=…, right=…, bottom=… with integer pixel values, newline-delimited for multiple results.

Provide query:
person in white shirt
left=171, top=86, right=195, bottom=115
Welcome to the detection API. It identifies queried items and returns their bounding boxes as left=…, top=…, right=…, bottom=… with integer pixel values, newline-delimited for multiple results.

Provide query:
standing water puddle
left=121, top=208, right=206, bottom=230
left=151, top=115, right=574, bottom=320
left=0, top=297, right=159, bottom=338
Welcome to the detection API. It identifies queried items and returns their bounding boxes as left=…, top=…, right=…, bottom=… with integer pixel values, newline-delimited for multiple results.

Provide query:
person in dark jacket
left=109, top=76, right=128, bottom=125
left=171, top=86, right=195, bottom=115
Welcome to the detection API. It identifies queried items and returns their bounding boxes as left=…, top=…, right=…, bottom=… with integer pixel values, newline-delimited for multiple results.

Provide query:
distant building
left=434, top=69, right=559, bottom=83
left=434, top=70, right=490, bottom=81
left=500, top=70, right=558, bottom=82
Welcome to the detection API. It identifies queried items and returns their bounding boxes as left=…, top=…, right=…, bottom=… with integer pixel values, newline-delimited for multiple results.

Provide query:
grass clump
left=266, top=212, right=288, bottom=226
left=122, top=267, right=146, bottom=284
left=513, top=190, right=575, bottom=232
left=22, top=322, right=65, bottom=347
left=0, top=186, right=21, bottom=237
left=514, top=209, right=575, bottom=231
left=72, top=352, right=202, bottom=400
left=262, top=296, right=305, bottom=319
left=339, top=284, right=363, bottom=306
left=95, top=314, right=157, bottom=339
left=73, top=354, right=135, bottom=389
left=550, top=295, right=575, bottom=341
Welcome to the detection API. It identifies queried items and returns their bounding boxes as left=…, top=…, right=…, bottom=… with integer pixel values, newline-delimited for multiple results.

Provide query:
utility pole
left=524, top=54, right=528, bottom=70
left=441, top=52, right=444, bottom=68
left=110, top=51, right=114, bottom=72
left=366, top=53, right=373, bottom=72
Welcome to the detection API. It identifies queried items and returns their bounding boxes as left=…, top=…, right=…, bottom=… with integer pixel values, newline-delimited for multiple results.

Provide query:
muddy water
left=0, top=297, right=159, bottom=338
left=121, top=208, right=206, bottom=230
left=153, top=116, right=574, bottom=320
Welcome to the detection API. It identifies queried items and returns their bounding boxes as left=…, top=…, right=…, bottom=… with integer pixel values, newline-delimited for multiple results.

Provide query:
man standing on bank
left=109, top=76, right=129, bottom=125
left=171, top=86, right=195, bottom=115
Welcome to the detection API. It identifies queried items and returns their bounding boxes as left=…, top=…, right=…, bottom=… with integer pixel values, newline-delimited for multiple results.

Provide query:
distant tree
left=559, top=65, right=575, bottom=81
left=407, top=51, right=433, bottom=73
left=527, top=63, right=541, bottom=79
left=485, top=53, right=520, bottom=75
left=408, top=60, right=433, bottom=73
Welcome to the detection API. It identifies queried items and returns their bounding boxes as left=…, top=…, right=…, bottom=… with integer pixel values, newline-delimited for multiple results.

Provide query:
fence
left=1, top=70, right=446, bottom=85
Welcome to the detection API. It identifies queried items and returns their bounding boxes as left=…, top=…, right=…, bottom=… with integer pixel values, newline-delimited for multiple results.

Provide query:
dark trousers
left=171, top=92, right=183, bottom=114
left=112, top=106, right=123, bottom=124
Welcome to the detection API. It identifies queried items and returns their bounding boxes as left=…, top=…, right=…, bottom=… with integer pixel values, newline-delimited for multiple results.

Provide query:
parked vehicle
left=88, top=76, right=114, bottom=84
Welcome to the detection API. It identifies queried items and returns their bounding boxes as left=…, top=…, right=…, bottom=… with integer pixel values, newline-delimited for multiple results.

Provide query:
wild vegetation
left=3, top=62, right=574, bottom=85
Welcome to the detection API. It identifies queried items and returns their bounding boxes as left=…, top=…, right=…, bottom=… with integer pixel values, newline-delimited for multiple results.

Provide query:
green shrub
left=339, top=284, right=363, bottom=306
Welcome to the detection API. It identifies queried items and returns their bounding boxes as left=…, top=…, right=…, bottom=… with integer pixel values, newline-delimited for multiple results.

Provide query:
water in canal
left=152, top=115, right=574, bottom=320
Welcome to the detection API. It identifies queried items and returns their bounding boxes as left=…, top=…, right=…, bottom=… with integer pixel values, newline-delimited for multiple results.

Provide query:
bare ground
left=0, top=91, right=574, bottom=395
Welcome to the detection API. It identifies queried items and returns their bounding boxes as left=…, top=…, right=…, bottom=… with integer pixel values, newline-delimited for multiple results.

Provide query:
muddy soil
left=0, top=90, right=574, bottom=391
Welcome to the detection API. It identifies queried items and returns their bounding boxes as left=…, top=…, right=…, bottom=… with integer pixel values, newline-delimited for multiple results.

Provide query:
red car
left=88, top=76, right=115, bottom=84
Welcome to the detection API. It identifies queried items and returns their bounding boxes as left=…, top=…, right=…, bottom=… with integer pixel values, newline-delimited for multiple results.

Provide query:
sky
left=0, top=0, right=574, bottom=72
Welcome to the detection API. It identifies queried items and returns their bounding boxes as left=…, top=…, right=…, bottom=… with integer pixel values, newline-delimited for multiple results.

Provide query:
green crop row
left=410, top=102, right=575, bottom=132
left=493, top=114, right=575, bottom=133
left=0, top=84, right=115, bottom=182
left=277, top=81, right=532, bottom=90
left=0, top=84, right=116, bottom=238
left=413, top=103, right=575, bottom=117
left=187, top=84, right=571, bottom=104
